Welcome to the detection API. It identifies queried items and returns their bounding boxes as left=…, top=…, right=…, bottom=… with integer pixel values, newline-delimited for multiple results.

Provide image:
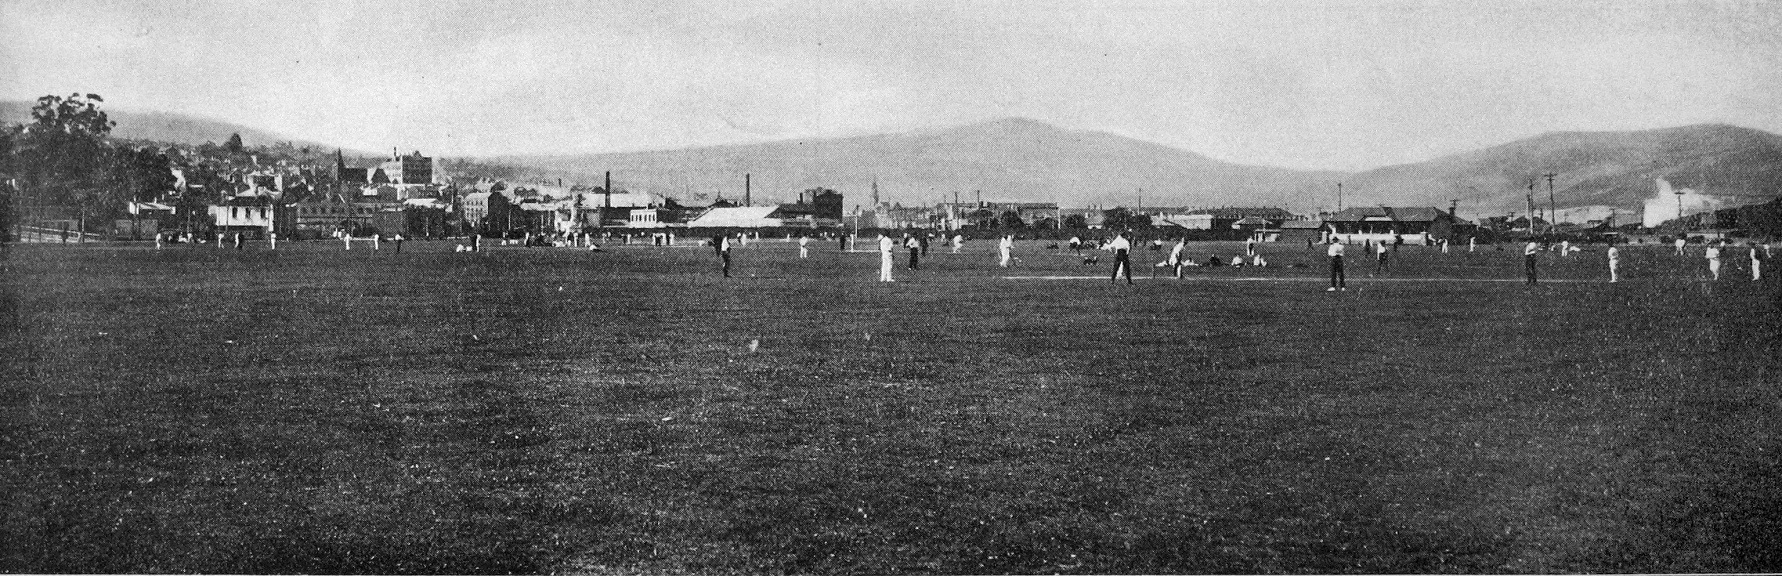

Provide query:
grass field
left=3, top=237, right=1780, bottom=574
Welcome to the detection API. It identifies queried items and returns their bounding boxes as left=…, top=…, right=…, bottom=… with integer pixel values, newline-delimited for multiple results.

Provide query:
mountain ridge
left=1342, top=123, right=1782, bottom=215
left=498, top=116, right=1341, bottom=209
left=8, top=100, right=1780, bottom=215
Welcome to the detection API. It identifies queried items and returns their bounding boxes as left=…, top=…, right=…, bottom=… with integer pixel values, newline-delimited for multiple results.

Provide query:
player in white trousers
left=1752, top=243, right=1765, bottom=281
left=878, top=234, right=896, bottom=282
left=1607, top=242, right=1620, bottom=283
left=998, top=235, right=1014, bottom=268
left=798, top=235, right=810, bottom=259
left=1705, top=242, right=1722, bottom=280
left=1169, top=238, right=1186, bottom=279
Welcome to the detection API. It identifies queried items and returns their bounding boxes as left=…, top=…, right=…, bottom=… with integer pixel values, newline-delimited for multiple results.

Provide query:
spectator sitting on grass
left=1208, top=255, right=1222, bottom=267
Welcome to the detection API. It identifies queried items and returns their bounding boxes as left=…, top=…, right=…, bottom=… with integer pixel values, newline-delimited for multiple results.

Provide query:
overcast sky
left=4, top=0, right=1779, bottom=170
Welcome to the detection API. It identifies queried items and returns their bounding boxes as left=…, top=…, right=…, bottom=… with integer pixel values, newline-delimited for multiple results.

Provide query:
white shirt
left=799, top=237, right=810, bottom=246
left=905, top=237, right=919, bottom=249
left=878, top=236, right=895, bottom=254
left=999, top=237, right=1013, bottom=250
left=1706, top=246, right=1721, bottom=260
left=1608, top=246, right=1619, bottom=262
left=1327, top=243, right=1345, bottom=257
left=1105, top=236, right=1131, bottom=252
left=1525, top=242, right=1539, bottom=256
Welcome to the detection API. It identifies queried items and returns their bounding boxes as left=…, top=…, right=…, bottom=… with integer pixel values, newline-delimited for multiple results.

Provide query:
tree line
left=1, top=94, right=180, bottom=237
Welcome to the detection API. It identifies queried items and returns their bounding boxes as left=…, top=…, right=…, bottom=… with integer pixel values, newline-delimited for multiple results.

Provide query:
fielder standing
left=1705, top=241, right=1722, bottom=281
left=1751, top=242, right=1765, bottom=281
left=1524, top=240, right=1540, bottom=285
left=1170, top=238, right=1186, bottom=279
left=1327, top=239, right=1346, bottom=291
left=1107, top=231, right=1134, bottom=285
left=718, top=234, right=735, bottom=277
left=878, top=234, right=896, bottom=282
left=1607, top=241, right=1620, bottom=283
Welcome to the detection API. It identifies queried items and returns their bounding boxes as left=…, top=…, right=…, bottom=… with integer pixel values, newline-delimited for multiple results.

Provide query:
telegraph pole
left=1543, top=173, right=1557, bottom=231
left=1526, top=179, right=1537, bottom=234
left=1336, top=182, right=1344, bottom=212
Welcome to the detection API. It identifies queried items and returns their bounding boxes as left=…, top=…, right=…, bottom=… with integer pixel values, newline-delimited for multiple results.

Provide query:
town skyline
left=6, top=0, right=1781, bottom=172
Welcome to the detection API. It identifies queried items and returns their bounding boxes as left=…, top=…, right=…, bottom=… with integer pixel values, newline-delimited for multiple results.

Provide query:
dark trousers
left=722, top=252, right=732, bottom=277
left=1330, top=256, right=1345, bottom=288
left=395, top=240, right=403, bottom=254
left=1525, top=255, right=1537, bottom=284
left=1112, top=250, right=1133, bottom=284
left=1375, top=253, right=1388, bottom=273
left=908, top=249, right=919, bottom=270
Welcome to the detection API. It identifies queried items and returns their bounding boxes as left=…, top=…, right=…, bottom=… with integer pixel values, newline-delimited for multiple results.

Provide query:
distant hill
left=498, top=118, right=1342, bottom=210
left=11, top=99, right=1780, bottom=218
left=0, top=100, right=352, bottom=153
left=1340, top=124, right=1782, bottom=216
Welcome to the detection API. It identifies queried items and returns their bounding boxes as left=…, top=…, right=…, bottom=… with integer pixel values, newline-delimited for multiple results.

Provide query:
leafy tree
left=225, top=132, right=245, bottom=155
left=967, top=208, right=995, bottom=228
left=105, top=146, right=178, bottom=204
left=11, top=93, right=116, bottom=228
left=0, top=128, right=13, bottom=239
left=1102, top=207, right=1152, bottom=230
left=998, top=210, right=1026, bottom=229
left=1063, top=213, right=1088, bottom=228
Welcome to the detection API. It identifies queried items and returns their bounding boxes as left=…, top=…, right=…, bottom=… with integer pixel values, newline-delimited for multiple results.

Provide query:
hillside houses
left=92, top=146, right=1500, bottom=245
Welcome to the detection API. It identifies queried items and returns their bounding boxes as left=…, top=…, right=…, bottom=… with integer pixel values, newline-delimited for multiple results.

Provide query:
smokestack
left=604, top=171, right=612, bottom=209
left=745, top=174, right=751, bottom=207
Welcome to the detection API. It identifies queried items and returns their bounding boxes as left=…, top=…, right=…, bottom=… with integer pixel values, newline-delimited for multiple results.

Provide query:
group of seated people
left=1159, top=254, right=1269, bottom=268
